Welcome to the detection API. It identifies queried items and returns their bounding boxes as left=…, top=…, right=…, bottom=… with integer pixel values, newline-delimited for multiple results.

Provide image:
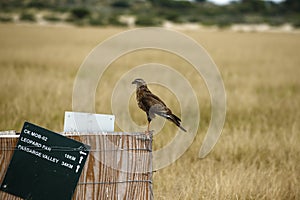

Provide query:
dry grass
left=0, top=24, right=299, bottom=199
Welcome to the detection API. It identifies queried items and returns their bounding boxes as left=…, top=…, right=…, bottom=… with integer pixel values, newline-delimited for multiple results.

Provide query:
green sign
left=0, top=122, right=90, bottom=200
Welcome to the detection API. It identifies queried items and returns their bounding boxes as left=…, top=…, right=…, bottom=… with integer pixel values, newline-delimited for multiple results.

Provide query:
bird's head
left=132, top=78, right=147, bottom=87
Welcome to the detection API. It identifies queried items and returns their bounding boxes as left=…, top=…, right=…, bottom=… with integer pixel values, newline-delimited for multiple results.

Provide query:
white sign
left=63, top=111, right=115, bottom=133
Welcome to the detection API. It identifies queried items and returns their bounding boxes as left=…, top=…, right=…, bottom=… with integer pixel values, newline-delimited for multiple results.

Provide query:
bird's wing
left=141, top=93, right=170, bottom=116
left=147, top=92, right=167, bottom=107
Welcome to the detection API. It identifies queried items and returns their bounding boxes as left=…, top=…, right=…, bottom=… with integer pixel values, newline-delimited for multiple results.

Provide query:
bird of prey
left=132, top=78, right=187, bottom=133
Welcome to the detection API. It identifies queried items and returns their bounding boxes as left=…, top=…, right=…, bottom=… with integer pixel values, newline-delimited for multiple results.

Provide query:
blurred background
left=0, top=0, right=299, bottom=199
left=0, top=0, right=299, bottom=29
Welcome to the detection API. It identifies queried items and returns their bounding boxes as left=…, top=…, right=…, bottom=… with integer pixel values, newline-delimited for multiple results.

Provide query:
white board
left=63, top=111, right=115, bottom=133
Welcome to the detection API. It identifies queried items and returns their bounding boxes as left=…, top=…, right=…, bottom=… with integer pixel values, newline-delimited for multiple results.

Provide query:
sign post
left=0, top=122, right=90, bottom=200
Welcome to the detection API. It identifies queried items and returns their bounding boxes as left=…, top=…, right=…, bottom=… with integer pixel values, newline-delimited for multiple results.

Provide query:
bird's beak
left=132, top=80, right=136, bottom=84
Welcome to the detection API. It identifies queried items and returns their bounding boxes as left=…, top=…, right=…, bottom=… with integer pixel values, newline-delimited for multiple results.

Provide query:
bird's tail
left=170, top=114, right=187, bottom=132
left=178, top=124, right=187, bottom=132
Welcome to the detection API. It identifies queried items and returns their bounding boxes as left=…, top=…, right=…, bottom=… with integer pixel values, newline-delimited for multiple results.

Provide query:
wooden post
left=0, top=132, right=153, bottom=200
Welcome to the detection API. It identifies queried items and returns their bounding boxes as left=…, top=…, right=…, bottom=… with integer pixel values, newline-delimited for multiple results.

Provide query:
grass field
left=0, top=24, right=299, bottom=199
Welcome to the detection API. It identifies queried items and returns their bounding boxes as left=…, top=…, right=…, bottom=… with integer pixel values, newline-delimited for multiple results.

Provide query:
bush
left=290, top=15, right=300, bottom=28
left=243, top=15, right=263, bottom=24
left=108, top=16, right=127, bottom=26
left=20, top=12, right=36, bottom=22
left=188, top=16, right=201, bottom=23
left=0, top=15, right=13, bottom=22
left=163, top=11, right=181, bottom=22
left=218, top=19, right=233, bottom=28
left=293, top=21, right=300, bottom=28
left=89, top=16, right=106, bottom=26
left=26, top=0, right=49, bottom=9
left=111, top=1, right=131, bottom=8
left=43, top=14, right=61, bottom=22
left=136, top=15, right=162, bottom=26
left=70, top=7, right=90, bottom=19
left=152, top=0, right=193, bottom=9
left=265, top=17, right=285, bottom=26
